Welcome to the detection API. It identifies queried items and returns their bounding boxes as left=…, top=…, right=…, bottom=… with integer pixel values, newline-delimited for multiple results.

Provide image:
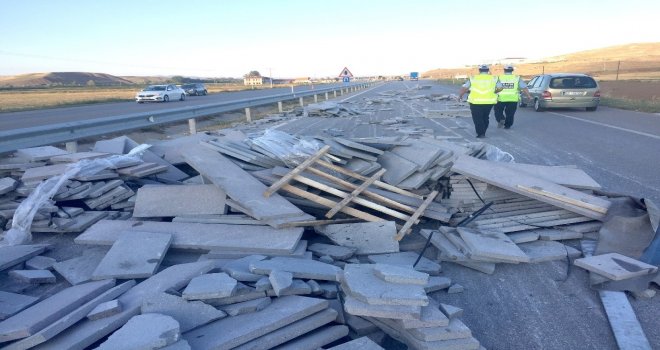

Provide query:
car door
left=525, top=76, right=540, bottom=104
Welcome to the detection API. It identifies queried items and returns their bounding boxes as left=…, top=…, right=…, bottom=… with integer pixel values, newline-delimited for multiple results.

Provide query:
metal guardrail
left=0, top=82, right=374, bottom=154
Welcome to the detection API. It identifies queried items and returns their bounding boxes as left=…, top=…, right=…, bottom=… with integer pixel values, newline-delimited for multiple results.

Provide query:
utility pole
left=616, top=61, right=621, bottom=81
left=269, top=67, right=273, bottom=89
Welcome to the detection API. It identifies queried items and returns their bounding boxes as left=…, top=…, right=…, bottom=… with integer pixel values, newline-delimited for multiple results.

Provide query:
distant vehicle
left=396, top=76, right=404, bottom=81
left=520, top=73, right=600, bottom=112
left=180, top=83, right=208, bottom=96
left=135, top=84, right=185, bottom=103
left=410, top=72, right=419, bottom=81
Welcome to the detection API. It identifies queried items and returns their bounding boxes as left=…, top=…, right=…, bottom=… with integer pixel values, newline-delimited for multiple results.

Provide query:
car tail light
left=594, top=90, right=601, bottom=97
left=542, top=91, right=552, bottom=100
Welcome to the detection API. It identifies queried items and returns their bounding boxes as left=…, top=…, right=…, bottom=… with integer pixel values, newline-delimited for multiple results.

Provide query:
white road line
left=340, top=83, right=385, bottom=102
left=548, top=111, right=660, bottom=141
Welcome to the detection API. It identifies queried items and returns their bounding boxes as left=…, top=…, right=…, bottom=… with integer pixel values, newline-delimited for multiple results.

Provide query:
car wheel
left=180, top=93, right=185, bottom=101
left=586, top=106, right=597, bottom=111
left=163, top=95, right=169, bottom=102
left=534, top=99, right=544, bottom=112
left=137, top=101, right=143, bottom=104
left=203, top=90, right=207, bottom=96
left=519, top=99, right=527, bottom=107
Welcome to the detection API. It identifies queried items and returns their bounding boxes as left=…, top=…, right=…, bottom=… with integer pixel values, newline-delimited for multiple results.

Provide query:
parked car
left=519, top=73, right=600, bottom=112
left=180, top=83, right=208, bottom=96
left=135, top=84, right=186, bottom=103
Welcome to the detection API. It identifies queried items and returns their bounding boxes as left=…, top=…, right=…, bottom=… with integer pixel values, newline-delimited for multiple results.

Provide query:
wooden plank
left=280, top=185, right=384, bottom=222
left=517, top=185, right=608, bottom=214
left=395, top=190, right=439, bottom=241
left=263, top=145, right=330, bottom=197
left=452, top=156, right=610, bottom=220
left=315, top=159, right=423, bottom=199
left=500, top=162, right=601, bottom=190
left=277, top=218, right=363, bottom=228
left=325, top=169, right=386, bottom=219
left=600, top=291, right=652, bottom=350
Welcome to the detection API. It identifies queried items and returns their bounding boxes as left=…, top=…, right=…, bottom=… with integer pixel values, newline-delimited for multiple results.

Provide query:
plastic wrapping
left=482, top=144, right=515, bottom=163
left=251, top=129, right=323, bottom=167
left=1, top=144, right=150, bottom=246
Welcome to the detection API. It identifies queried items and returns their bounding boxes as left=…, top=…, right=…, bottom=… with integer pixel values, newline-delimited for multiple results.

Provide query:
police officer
left=458, top=64, right=502, bottom=138
left=495, top=65, right=532, bottom=129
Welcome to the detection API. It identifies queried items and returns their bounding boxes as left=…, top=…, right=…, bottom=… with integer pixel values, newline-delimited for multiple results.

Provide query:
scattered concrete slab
left=343, top=295, right=422, bottom=320
left=132, top=184, right=227, bottom=218
left=406, top=318, right=472, bottom=342
left=250, top=257, right=342, bottom=281
left=518, top=240, right=581, bottom=263
left=536, top=228, right=584, bottom=241
left=399, top=301, right=449, bottom=329
left=182, top=273, right=238, bottom=300
left=87, top=300, right=121, bottom=321
left=183, top=296, right=328, bottom=350
left=458, top=227, right=530, bottom=263
left=367, top=252, right=441, bottom=275
left=574, top=253, right=658, bottom=281
left=96, top=313, right=180, bottom=350
left=265, top=279, right=313, bottom=297
left=0, top=279, right=115, bottom=344
left=448, top=284, right=464, bottom=294
left=391, top=142, right=443, bottom=172
left=373, top=264, right=429, bottom=285
left=424, top=276, right=452, bottom=293
left=377, top=152, right=420, bottom=186
left=92, top=231, right=172, bottom=280
left=439, top=303, right=464, bottom=320
left=315, top=222, right=399, bottom=255
left=342, top=264, right=428, bottom=307
left=307, top=243, right=356, bottom=260
left=15, top=146, right=68, bottom=162
left=9, top=270, right=56, bottom=284
left=368, top=317, right=481, bottom=350
left=160, top=340, right=192, bottom=350
left=0, top=177, right=18, bottom=195
left=0, top=245, right=49, bottom=271
left=52, top=248, right=107, bottom=285
left=0, top=292, right=39, bottom=321
left=344, top=313, right=379, bottom=336
left=20, top=164, right=70, bottom=184
left=222, top=255, right=267, bottom=282
left=326, top=336, right=385, bottom=350
left=76, top=220, right=303, bottom=255
left=141, top=292, right=226, bottom=332
left=269, top=270, right=294, bottom=297
left=49, top=152, right=110, bottom=163
left=255, top=277, right=272, bottom=292
left=24, top=256, right=56, bottom=271
left=507, top=231, right=540, bottom=244
left=275, top=324, right=349, bottom=350
left=220, top=297, right=271, bottom=317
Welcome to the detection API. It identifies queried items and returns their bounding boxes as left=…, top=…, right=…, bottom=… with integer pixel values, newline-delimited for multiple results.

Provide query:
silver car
left=520, top=73, right=600, bottom=112
left=136, top=84, right=186, bottom=103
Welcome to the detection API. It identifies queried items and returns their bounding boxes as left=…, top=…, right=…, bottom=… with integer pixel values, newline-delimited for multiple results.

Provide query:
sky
left=1, top=0, right=659, bottom=78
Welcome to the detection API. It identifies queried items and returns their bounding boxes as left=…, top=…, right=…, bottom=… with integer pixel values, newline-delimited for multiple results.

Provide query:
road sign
left=338, top=67, right=354, bottom=78
left=342, top=76, right=350, bottom=83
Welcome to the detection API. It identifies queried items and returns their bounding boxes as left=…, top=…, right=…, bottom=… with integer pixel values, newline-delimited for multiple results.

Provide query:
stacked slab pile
left=340, top=263, right=480, bottom=350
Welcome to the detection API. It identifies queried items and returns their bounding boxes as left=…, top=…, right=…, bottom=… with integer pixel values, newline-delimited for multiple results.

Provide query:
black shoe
left=504, top=126, right=511, bottom=129
left=476, top=134, right=486, bottom=138
left=497, top=120, right=505, bottom=128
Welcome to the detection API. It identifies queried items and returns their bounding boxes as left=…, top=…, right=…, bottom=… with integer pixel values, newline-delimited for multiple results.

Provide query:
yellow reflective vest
left=498, top=74, right=520, bottom=102
left=467, top=74, right=498, bottom=104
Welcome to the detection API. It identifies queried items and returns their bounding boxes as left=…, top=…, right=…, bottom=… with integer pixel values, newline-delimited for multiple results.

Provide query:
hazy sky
left=1, top=0, right=659, bottom=78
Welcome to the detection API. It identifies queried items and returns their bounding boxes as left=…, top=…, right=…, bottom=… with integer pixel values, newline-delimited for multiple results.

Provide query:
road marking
left=548, top=112, right=660, bottom=141
left=341, top=83, right=385, bottom=102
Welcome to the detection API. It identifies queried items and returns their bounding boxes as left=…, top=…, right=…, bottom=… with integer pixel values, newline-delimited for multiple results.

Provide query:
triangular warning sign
left=338, top=67, right=354, bottom=78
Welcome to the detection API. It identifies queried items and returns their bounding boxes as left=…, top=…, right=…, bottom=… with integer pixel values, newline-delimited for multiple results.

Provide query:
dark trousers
left=469, top=103, right=494, bottom=136
left=494, top=101, right=518, bottom=128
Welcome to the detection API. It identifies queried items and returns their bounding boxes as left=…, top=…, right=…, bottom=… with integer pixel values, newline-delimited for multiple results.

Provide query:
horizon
left=2, top=0, right=660, bottom=78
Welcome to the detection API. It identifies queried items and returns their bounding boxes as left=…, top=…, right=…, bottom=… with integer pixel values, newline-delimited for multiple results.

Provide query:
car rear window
left=549, top=76, right=597, bottom=89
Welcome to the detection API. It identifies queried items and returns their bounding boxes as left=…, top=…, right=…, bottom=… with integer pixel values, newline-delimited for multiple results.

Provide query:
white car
left=135, top=84, right=186, bottom=103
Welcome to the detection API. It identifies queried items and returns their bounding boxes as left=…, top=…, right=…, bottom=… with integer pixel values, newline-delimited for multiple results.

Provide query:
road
left=267, top=80, right=659, bottom=350
left=0, top=83, right=347, bottom=131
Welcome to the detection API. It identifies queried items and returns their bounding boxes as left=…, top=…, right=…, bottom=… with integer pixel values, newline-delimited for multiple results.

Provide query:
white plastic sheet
left=251, top=129, right=323, bottom=167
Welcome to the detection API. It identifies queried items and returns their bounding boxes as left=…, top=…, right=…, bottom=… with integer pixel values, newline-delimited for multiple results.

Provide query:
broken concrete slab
left=391, top=142, right=444, bottom=172
left=20, top=164, right=70, bottom=184
left=222, top=255, right=267, bottom=282
left=87, top=300, right=121, bottom=321
left=448, top=284, right=464, bottom=294
left=373, top=264, right=429, bottom=285
left=342, top=264, right=428, bottom=307
left=425, top=276, right=452, bottom=293
left=406, top=318, right=472, bottom=342
left=0, top=245, right=49, bottom=271
left=265, top=279, right=313, bottom=297
left=182, top=273, right=238, bottom=300
left=250, top=257, right=342, bottom=282
left=255, top=277, right=272, bottom=292
left=0, top=279, right=115, bottom=344
left=367, top=252, right=441, bottom=275
left=507, top=231, right=540, bottom=244
left=536, top=228, right=584, bottom=241
left=498, top=162, right=602, bottom=190
left=399, top=301, right=449, bottom=329
left=141, top=292, right=226, bottom=332
left=344, top=313, right=378, bottom=336
left=315, top=222, right=399, bottom=255
left=52, top=248, right=107, bottom=285
left=343, top=295, right=422, bottom=320
left=307, top=243, right=356, bottom=260
left=368, top=317, right=480, bottom=350
left=49, top=152, right=110, bottom=164
left=0, top=292, right=39, bottom=321
left=269, top=270, right=294, bottom=297
left=458, top=227, right=530, bottom=263
left=0, top=177, right=18, bottom=195
left=76, top=220, right=303, bottom=255
left=182, top=296, right=328, bottom=350
left=92, top=231, right=172, bottom=280
left=96, top=313, right=180, bottom=350
left=9, top=270, right=56, bottom=284
left=15, top=146, right=69, bottom=162
left=132, top=184, right=227, bottom=218
left=275, top=324, right=349, bottom=350
left=220, top=297, right=271, bottom=317
left=574, top=253, right=658, bottom=281
left=377, top=152, right=420, bottom=186
left=439, top=303, right=463, bottom=320
left=160, top=340, right=192, bottom=350
left=25, top=256, right=56, bottom=270
left=326, top=336, right=385, bottom=350
left=518, top=240, right=581, bottom=263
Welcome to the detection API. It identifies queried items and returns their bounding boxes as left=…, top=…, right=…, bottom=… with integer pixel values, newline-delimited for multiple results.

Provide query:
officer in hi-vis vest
left=458, top=64, right=502, bottom=138
left=495, top=65, right=532, bottom=129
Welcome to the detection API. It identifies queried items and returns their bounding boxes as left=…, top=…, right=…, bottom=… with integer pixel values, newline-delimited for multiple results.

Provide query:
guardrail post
left=299, top=97, right=304, bottom=107
left=334, top=90, right=337, bottom=98
left=314, top=94, right=318, bottom=103
left=278, top=101, right=283, bottom=113
left=188, top=118, right=197, bottom=134
left=245, top=107, right=252, bottom=122
left=325, top=92, right=329, bottom=100
left=65, top=141, right=78, bottom=153
left=340, top=89, right=344, bottom=96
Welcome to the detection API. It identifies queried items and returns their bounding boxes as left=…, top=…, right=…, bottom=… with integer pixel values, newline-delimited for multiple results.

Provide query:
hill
left=424, top=42, right=660, bottom=80
left=0, top=72, right=134, bottom=87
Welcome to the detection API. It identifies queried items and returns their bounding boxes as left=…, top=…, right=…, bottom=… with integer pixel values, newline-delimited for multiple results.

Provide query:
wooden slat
left=315, top=159, right=423, bottom=199
left=263, top=145, right=330, bottom=197
left=517, top=185, right=608, bottom=214
left=395, top=190, right=439, bottom=241
left=277, top=218, right=363, bottom=228
left=325, top=169, right=386, bottom=219
left=280, top=184, right=384, bottom=222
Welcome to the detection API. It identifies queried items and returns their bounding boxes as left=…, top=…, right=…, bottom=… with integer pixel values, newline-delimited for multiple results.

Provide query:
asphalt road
left=268, top=80, right=659, bottom=350
left=0, top=83, right=347, bottom=131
